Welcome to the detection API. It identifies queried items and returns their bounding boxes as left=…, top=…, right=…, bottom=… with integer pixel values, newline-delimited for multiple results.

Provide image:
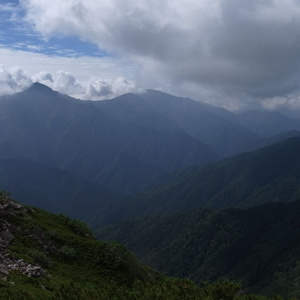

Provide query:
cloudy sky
left=1, top=0, right=300, bottom=112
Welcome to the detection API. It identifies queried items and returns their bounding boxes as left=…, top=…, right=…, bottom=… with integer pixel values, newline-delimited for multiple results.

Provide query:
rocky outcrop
left=0, top=255, right=44, bottom=278
left=0, top=195, right=45, bottom=279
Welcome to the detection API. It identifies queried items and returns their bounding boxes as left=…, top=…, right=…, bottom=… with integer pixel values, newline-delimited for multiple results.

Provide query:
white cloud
left=0, top=65, right=32, bottom=95
left=51, top=71, right=82, bottom=95
left=0, top=47, right=138, bottom=99
left=0, top=52, right=137, bottom=100
left=26, top=45, right=43, bottom=51
left=20, top=0, right=300, bottom=103
left=1, top=0, right=300, bottom=112
left=0, top=47, right=135, bottom=82
left=85, top=77, right=137, bottom=100
left=34, top=70, right=137, bottom=100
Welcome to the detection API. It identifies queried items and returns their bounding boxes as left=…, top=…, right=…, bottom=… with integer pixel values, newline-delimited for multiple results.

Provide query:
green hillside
left=0, top=191, right=284, bottom=300
left=98, top=200, right=300, bottom=299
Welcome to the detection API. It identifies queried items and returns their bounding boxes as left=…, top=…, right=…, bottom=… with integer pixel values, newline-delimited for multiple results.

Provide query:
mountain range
left=94, top=137, right=300, bottom=225
left=1, top=83, right=300, bottom=298
left=0, top=84, right=214, bottom=196
left=1, top=83, right=300, bottom=224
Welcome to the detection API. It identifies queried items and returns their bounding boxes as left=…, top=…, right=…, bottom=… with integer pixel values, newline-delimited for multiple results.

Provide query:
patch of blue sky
left=41, top=36, right=109, bottom=58
left=1, top=0, right=20, bottom=5
left=0, top=1, right=109, bottom=58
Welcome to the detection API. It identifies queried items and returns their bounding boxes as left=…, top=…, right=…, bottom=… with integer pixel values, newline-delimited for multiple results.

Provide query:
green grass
left=0, top=193, right=293, bottom=299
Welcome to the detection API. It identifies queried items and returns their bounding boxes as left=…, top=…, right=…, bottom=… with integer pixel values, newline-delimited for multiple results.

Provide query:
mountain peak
left=26, top=82, right=55, bottom=94
left=144, top=89, right=175, bottom=97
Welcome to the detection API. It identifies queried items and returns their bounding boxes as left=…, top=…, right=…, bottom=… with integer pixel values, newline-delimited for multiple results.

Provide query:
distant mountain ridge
left=0, top=83, right=215, bottom=197
left=1, top=83, right=300, bottom=223
left=95, top=90, right=262, bottom=157
left=2, top=83, right=300, bottom=299
left=236, top=110, right=300, bottom=137
left=95, top=89, right=300, bottom=156
left=96, top=137, right=300, bottom=225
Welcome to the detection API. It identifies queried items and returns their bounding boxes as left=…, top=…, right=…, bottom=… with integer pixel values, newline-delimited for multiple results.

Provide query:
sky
left=1, top=0, right=300, bottom=112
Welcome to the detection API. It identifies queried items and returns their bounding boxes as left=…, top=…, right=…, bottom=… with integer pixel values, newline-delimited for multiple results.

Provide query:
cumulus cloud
left=51, top=71, right=82, bottom=95
left=0, top=65, right=32, bottom=95
left=20, top=0, right=300, bottom=107
left=33, top=70, right=136, bottom=100
left=0, top=63, right=136, bottom=100
left=0, top=45, right=138, bottom=99
left=85, top=77, right=136, bottom=100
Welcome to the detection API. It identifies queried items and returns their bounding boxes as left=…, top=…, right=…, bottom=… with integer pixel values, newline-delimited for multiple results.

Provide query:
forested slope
left=98, top=200, right=300, bottom=298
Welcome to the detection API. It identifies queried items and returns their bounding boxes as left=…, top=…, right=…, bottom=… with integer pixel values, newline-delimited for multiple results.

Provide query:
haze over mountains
left=0, top=83, right=215, bottom=218
left=1, top=83, right=300, bottom=224
left=1, top=83, right=300, bottom=298
left=95, top=137, right=300, bottom=225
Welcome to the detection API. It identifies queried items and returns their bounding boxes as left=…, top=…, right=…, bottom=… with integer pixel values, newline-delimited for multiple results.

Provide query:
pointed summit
left=20, top=82, right=79, bottom=105
left=25, top=82, right=56, bottom=94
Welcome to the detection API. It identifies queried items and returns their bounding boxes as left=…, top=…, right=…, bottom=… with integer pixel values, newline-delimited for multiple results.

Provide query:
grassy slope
left=0, top=192, right=287, bottom=300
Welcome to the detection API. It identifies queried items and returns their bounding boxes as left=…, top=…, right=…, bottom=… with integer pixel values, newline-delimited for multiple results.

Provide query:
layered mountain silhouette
left=1, top=83, right=300, bottom=224
left=236, top=110, right=300, bottom=137
left=1, top=83, right=300, bottom=299
left=95, top=90, right=262, bottom=157
left=0, top=83, right=215, bottom=197
left=93, top=89, right=300, bottom=157
left=98, top=137, right=300, bottom=225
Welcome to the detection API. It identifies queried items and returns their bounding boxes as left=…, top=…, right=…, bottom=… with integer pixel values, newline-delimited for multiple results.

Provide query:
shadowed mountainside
left=0, top=83, right=216, bottom=199
left=96, top=137, right=300, bottom=225
left=98, top=200, right=300, bottom=298
left=2, top=84, right=300, bottom=225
